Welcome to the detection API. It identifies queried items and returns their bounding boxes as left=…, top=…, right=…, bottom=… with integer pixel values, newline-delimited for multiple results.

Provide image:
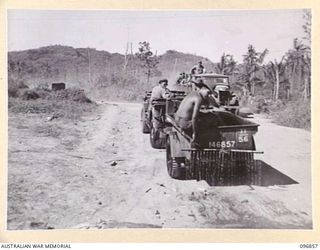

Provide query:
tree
left=135, top=41, right=159, bottom=84
left=215, top=53, right=237, bottom=75
left=123, top=42, right=133, bottom=74
left=263, top=58, right=287, bottom=101
left=302, top=9, right=311, bottom=99
left=284, top=9, right=312, bottom=100
left=285, top=38, right=310, bottom=100
left=302, top=9, right=311, bottom=47
left=238, top=45, right=268, bottom=95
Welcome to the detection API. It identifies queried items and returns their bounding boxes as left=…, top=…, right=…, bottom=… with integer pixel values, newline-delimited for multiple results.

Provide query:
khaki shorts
left=175, top=115, right=193, bottom=135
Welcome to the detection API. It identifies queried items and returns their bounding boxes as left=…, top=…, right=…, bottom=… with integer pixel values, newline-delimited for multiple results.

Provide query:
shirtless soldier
left=175, top=79, right=213, bottom=147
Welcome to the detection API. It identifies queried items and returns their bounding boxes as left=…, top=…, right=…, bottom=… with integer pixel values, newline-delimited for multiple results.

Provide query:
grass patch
left=8, top=85, right=96, bottom=121
left=8, top=79, right=29, bottom=98
left=244, top=95, right=310, bottom=130
left=8, top=97, right=96, bottom=120
left=270, top=99, right=310, bottom=130
left=33, top=124, right=62, bottom=138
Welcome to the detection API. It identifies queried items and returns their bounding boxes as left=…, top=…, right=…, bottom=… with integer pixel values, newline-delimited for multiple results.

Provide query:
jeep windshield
left=203, top=77, right=228, bottom=85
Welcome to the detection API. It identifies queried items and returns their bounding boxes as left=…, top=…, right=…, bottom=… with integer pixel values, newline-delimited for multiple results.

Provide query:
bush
left=21, top=90, right=40, bottom=100
left=49, top=88, right=92, bottom=103
left=17, top=80, right=28, bottom=89
left=35, top=83, right=51, bottom=91
left=241, top=93, right=310, bottom=130
left=8, top=97, right=96, bottom=120
left=92, top=72, right=148, bottom=102
left=8, top=79, right=29, bottom=98
left=271, top=99, right=310, bottom=130
left=8, top=86, right=95, bottom=120
left=8, top=84, right=20, bottom=97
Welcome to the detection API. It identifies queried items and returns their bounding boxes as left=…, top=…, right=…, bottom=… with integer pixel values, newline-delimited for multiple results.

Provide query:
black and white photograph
left=7, top=9, right=312, bottom=230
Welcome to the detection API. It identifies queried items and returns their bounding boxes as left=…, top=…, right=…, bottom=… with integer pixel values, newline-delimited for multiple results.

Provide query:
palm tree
left=215, top=53, right=237, bottom=75
left=302, top=9, right=311, bottom=48
left=285, top=38, right=311, bottom=100
left=263, top=58, right=287, bottom=101
left=239, top=45, right=268, bottom=95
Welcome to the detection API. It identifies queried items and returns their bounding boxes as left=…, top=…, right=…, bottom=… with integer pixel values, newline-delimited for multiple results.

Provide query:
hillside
left=158, top=50, right=216, bottom=78
left=8, top=45, right=216, bottom=101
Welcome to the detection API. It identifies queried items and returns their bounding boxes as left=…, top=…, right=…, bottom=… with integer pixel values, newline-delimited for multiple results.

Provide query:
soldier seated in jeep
left=176, top=72, right=187, bottom=85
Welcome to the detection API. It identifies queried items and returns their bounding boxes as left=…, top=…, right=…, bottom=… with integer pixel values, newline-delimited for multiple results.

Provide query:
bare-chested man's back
left=175, top=86, right=211, bottom=145
left=175, top=91, right=203, bottom=121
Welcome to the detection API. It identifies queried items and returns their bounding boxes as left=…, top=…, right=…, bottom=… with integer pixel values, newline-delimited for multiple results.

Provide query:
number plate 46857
left=209, top=141, right=235, bottom=148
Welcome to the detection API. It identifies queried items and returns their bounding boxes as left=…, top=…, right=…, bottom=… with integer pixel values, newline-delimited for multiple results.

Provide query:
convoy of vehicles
left=140, top=73, right=262, bottom=186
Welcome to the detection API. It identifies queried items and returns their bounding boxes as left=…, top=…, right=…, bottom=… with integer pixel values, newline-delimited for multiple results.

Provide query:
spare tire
left=166, top=136, right=187, bottom=180
left=141, top=107, right=151, bottom=134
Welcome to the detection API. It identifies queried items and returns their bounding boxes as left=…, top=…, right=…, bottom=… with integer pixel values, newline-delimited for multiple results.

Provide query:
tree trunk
left=87, top=48, right=91, bottom=86
left=251, top=71, right=255, bottom=95
left=286, top=87, right=290, bottom=100
left=290, top=63, right=296, bottom=99
left=247, top=82, right=251, bottom=95
left=124, top=42, right=129, bottom=73
left=242, top=86, right=248, bottom=97
left=286, top=82, right=291, bottom=100
left=298, top=68, right=302, bottom=98
left=252, top=82, right=255, bottom=95
left=304, top=76, right=308, bottom=100
left=272, top=82, right=275, bottom=101
left=275, top=67, right=279, bottom=101
left=147, top=69, right=151, bottom=84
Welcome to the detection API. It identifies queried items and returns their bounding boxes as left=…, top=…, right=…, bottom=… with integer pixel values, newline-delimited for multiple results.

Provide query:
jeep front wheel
left=166, top=136, right=186, bottom=180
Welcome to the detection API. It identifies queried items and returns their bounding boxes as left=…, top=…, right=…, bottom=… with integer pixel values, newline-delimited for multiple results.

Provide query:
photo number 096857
left=300, top=244, right=319, bottom=249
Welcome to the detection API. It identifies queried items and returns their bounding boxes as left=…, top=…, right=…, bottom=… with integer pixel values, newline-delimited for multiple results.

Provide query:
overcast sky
left=7, top=9, right=307, bottom=62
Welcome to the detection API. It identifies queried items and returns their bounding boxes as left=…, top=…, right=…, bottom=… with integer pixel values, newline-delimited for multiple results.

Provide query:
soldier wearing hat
left=150, top=78, right=171, bottom=102
left=150, top=78, right=171, bottom=130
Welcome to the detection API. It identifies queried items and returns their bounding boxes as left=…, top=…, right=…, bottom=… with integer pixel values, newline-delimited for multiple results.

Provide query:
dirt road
left=7, top=101, right=312, bottom=229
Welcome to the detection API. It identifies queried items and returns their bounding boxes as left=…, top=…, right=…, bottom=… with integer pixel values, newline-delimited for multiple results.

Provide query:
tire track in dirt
left=70, top=102, right=167, bottom=228
left=8, top=102, right=312, bottom=229
left=68, top=102, right=313, bottom=229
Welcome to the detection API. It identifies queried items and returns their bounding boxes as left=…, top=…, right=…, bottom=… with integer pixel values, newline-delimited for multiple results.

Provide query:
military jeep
left=140, top=90, right=186, bottom=149
left=192, top=73, right=240, bottom=114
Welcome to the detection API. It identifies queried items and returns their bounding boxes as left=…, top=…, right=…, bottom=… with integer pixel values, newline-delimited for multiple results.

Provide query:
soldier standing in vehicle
left=150, top=79, right=171, bottom=102
left=191, top=61, right=205, bottom=75
left=150, top=79, right=171, bottom=129
left=175, top=79, right=214, bottom=148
